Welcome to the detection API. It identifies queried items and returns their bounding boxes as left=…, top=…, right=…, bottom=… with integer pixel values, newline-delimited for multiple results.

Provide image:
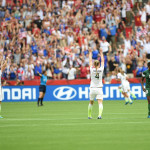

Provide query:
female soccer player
left=116, top=68, right=135, bottom=104
left=141, top=62, right=150, bottom=118
left=0, top=56, right=9, bottom=118
left=37, top=71, right=48, bottom=106
left=88, top=48, right=104, bottom=119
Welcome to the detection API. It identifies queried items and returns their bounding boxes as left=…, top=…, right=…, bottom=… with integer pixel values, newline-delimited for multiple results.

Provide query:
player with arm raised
left=88, top=48, right=104, bottom=119
left=0, top=56, right=9, bottom=118
left=141, top=62, right=150, bottom=118
left=116, top=68, right=133, bottom=105
left=116, top=68, right=136, bottom=104
left=37, top=71, right=47, bottom=106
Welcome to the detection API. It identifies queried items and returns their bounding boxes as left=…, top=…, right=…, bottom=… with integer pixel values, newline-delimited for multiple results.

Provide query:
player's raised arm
left=100, top=48, right=104, bottom=67
left=37, top=71, right=42, bottom=77
left=89, top=47, right=92, bottom=67
left=141, top=72, right=146, bottom=92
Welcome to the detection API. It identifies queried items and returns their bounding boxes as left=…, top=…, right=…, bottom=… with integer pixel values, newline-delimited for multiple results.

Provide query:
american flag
left=136, top=27, right=147, bottom=39
left=19, top=29, right=27, bottom=39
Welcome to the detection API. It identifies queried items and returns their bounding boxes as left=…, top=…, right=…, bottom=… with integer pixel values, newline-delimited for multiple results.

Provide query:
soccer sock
left=128, top=97, right=132, bottom=103
left=125, top=98, right=129, bottom=102
left=98, top=103, right=103, bottom=117
left=148, top=104, right=150, bottom=116
left=41, top=98, right=43, bottom=105
left=37, top=98, right=40, bottom=106
left=88, top=104, right=93, bottom=117
left=119, top=89, right=122, bottom=93
left=130, top=91, right=136, bottom=99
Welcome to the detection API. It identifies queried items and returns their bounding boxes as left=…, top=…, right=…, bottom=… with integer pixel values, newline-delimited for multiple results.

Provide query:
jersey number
left=95, top=73, right=99, bottom=79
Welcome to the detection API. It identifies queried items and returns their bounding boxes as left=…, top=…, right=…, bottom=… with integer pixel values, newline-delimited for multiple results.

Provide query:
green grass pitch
left=0, top=100, right=150, bottom=150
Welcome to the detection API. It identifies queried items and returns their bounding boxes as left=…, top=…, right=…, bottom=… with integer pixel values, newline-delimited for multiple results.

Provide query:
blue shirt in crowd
left=109, top=25, right=117, bottom=36
left=136, top=67, right=143, bottom=76
left=85, top=16, right=93, bottom=24
left=92, top=50, right=99, bottom=59
left=34, top=65, right=42, bottom=75
left=40, top=75, right=47, bottom=86
left=100, top=28, right=108, bottom=39
left=31, top=44, right=38, bottom=54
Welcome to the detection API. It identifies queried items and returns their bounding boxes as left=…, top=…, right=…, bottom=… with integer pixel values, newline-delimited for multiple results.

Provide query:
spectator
left=53, top=62, right=62, bottom=80
left=46, top=63, right=53, bottom=79
left=80, top=64, right=89, bottom=79
left=9, top=66, right=17, bottom=80
left=68, top=65, right=76, bottom=80
left=62, top=57, right=72, bottom=79
left=135, top=62, right=143, bottom=77
left=34, top=63, right=42, bottom=76
left=100, top=36, right=111, bottom=55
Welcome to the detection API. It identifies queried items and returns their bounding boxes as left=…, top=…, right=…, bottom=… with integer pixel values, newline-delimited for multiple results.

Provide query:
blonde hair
left=94, top=60, right=100, bottom=68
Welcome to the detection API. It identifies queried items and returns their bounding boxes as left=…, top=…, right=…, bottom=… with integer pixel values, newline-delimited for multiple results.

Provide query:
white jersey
left=90, top=66, right=104, bottom=88
left=117, top=73, right=129, bottom=85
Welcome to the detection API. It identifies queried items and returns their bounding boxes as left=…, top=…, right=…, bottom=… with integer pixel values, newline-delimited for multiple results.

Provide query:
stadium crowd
left=0, top=0, right=150, bottom=82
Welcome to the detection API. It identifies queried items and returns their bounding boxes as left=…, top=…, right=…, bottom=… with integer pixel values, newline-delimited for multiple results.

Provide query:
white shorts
left=121, top=83, right=130, bottom=93
left=90, top=88, right=103, bottom=101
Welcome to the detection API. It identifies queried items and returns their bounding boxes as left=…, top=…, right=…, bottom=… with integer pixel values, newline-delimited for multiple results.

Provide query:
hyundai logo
left=53, top=86, right=77, bottom=100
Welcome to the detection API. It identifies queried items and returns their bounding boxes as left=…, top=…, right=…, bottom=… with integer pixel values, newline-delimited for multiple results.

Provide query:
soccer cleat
left=147, top=115, right=150, bottom=118
left=0, top=116, right=3, bottom=119
left=125, top=102, right=129, bottom=105
left=130, top=102, right=133, bottom=104
left=97, top=116, right=102, bottom=119
left=88, top=117, right=92, bottom=119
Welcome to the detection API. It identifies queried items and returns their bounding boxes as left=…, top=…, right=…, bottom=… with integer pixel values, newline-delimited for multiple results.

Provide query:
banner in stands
left=2, top=84, right=146, bottom=102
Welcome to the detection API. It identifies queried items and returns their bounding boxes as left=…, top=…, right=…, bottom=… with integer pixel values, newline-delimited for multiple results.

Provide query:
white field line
left=0, top=121, right=150, bottom=128
left=2, top=113, right=147, bottom=117
left=0, top=117, right=148, bottom=121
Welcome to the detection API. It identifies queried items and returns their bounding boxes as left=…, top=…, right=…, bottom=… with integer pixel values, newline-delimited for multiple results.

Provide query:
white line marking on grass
left=0, top=121, right=150, bottom=128
left=0, top=124, right=38, bottom=128
left=3, top=113, right=146, bottom=116
left=0, top=117, right=149, bottom=121
left=53, top=121, right=150, bottom=126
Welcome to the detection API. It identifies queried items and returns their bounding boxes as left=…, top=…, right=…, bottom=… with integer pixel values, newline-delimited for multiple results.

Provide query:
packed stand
left=0, top=0, right=150, bottom=82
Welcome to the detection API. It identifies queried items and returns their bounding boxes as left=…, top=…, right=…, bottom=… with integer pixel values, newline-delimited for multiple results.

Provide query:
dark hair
left=147, top=62, right=150, bottom=67
left=42, top=70, right=47, bottom=74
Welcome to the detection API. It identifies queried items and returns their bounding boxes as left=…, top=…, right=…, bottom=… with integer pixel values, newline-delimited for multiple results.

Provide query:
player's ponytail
left=94, top=60, right=100, bottom=72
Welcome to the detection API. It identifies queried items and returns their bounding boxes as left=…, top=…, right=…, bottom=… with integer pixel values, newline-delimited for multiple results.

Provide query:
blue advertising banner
left=2, top=84, right=146, bottom=102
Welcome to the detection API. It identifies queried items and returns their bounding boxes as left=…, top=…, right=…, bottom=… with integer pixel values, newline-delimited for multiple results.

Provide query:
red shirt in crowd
left=74, top=26, right=80, bottom=35
left=77, top=36, right=85, bottom=47
left=92, top=27, right=99, bottom=37
left=94, top=14, right=103, bottom=22
left=32, top=27, right=40, bottom=36
left=134, top=15, right=142, bottom=26
left=80, top=66, right=88, bottom=78
left=125, top=27, right=132, bottom=38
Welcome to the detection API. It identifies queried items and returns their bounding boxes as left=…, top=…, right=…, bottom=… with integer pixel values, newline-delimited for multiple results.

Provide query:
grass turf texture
left=0, top=100, right=150, bottom=150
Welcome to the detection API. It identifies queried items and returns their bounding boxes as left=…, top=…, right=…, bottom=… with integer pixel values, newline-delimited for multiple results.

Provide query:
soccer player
left=88, top=48, right=104, bottom=119
left=0, top=56, right=9, bottom=118
left=37, top=71, right=48, bottom=106
left=116, top=69, right=133, bottom=105
left=141, top=62, right=150, bottom=118
left=116, top=68, right=136, bottom=104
